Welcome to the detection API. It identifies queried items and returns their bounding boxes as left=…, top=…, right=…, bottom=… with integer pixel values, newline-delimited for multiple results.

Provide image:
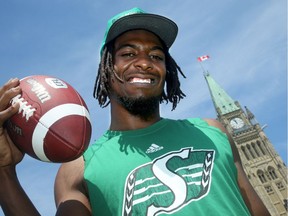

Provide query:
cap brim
left=105, top=13, right=178, bottom=48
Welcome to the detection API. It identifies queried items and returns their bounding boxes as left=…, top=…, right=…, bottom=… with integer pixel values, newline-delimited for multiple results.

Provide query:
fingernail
left=9, top=78, right=19, bottom=83
left=12, top=78, right=19, bottom=82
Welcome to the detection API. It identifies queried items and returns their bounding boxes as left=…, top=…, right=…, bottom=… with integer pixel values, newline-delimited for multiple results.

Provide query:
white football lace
left=11, top=94, right=36, bottom=121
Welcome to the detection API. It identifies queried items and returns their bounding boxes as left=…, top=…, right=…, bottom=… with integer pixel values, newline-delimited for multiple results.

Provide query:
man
left=0, top=7, right=270, bottom=216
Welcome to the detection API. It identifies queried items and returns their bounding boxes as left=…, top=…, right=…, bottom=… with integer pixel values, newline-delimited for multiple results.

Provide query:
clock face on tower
left=230, top=117, right=244, bottom=129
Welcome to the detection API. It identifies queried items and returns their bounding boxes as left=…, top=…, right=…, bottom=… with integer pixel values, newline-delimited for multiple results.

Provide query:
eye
left=115, top=47, right=136, bottom=58
left=150, top=55, right=164, bottom=61
left=122, top=52, right=135, bottom=57
left=149, top=49, right=165, bottom=61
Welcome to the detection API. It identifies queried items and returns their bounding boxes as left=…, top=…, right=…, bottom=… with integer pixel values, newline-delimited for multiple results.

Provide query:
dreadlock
left=93, top=42, right=186, bottom=110
left=162, top=50, right=186, bottom=110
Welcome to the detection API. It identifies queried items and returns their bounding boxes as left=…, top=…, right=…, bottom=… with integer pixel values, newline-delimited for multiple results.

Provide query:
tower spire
left=244, top=106, right=258, bottom=125
left=244, top=106, right=255, bottom=120
left=204, top=72, right=240, bottom=116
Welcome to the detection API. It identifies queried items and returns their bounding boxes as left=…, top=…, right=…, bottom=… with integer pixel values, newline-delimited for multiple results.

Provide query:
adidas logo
left=146, top=144, right=164, bottom=154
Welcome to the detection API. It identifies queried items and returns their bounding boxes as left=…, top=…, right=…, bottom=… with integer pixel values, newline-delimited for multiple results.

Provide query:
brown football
left=6, top=75, right=92, bottom=163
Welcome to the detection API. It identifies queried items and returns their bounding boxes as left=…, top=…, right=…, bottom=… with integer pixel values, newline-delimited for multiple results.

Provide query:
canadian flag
left=197, top=55, right=210, bottom=62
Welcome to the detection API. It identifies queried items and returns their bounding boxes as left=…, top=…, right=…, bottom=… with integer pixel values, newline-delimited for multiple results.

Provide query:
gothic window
left=276, top=181, right=284, bottom=190
left=257, top=140, right=266, bottom=155
left=257, top=170, right=267, bottom=183
left=241, top=146, right=250, bottom=160
left=264, top=185, right=273, bottom=193
left=247, top=144, right=255, bottom=159
left=268, top=167, right=278, bottom=180
left=252, top=142, right=260, bottom=157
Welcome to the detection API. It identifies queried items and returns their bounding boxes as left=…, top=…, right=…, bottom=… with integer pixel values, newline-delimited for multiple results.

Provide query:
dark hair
left=93, top=42, right=186, bottom=110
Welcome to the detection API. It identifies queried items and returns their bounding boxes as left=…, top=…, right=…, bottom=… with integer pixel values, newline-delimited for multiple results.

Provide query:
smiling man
left=0, top=7, right=270, bottom=216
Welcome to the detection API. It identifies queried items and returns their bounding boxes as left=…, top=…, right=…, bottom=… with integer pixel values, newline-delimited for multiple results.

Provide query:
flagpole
left=199, top=61, right=207, bottom=74
left=197, top=55, right=210, bottom=75
left=197, top=59, right=209, bottom=76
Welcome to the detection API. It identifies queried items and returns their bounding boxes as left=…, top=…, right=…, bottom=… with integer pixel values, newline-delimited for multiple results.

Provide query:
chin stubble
left=117, top=95, right=161, bottom=120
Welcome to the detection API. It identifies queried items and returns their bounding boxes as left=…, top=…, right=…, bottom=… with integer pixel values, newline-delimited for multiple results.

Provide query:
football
left=6, top=75, right=92, bottom=163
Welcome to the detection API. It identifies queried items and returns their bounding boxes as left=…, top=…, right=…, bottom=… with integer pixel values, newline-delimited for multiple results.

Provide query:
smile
left=128, top=77, right=155, bottom=84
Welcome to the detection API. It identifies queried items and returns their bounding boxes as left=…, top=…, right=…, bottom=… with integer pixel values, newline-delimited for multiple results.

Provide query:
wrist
left=0, top=165, right=17, bottom=185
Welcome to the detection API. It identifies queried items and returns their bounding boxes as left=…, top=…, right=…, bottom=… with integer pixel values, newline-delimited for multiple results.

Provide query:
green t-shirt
left=84, top=118, right=251, bottom=216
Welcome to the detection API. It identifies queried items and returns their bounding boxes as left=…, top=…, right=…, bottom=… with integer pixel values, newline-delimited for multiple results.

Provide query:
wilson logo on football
left=26, top=78, right=51, bottom=103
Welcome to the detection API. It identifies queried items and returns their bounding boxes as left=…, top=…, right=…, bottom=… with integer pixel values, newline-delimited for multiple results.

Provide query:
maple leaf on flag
left=197, top=55, right=210, bottom=62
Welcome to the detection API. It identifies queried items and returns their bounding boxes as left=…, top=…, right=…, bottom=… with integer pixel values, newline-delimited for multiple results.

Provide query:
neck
left=109, top=100, right=161, bottom=131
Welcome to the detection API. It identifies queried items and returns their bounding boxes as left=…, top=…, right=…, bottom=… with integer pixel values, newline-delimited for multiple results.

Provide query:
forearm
left=0, top=166, right=41, bottom=216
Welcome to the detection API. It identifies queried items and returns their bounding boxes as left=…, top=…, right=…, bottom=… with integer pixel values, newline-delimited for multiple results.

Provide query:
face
left=109, top=30, right=167, bottom=116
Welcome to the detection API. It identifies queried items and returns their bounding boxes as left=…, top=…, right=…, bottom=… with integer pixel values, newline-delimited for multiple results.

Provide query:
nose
left=133, top=53, right=153, bottom=71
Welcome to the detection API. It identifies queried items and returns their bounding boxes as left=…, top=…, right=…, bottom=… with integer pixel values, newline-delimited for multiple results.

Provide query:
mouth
left=128, top=77, right=155, bottom=84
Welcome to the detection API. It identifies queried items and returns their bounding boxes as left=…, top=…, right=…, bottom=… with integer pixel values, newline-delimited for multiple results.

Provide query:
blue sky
left=0, top=1, right=286, bottom=215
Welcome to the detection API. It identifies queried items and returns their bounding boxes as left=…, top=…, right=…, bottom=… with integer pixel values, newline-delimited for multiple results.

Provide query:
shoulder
left=56, top=156, right=85, bottom=182
left=203, top=118, right=226, bottom=133
left=203, top=118, right=232, bottom=141
left=185, top=118, right=226, bottom=132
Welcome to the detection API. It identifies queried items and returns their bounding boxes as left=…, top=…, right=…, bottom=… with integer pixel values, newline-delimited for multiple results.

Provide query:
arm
left=54, top=156, right=92, bottom=216
left=0, top=165, right=41, bottom=216
left=205, top=118, right=270, bottom=216
left=0, top=78, right=40, bottom=215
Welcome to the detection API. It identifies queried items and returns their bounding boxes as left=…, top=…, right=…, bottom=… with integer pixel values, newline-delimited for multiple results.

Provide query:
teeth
left=129, top=78, right=151, bottom=84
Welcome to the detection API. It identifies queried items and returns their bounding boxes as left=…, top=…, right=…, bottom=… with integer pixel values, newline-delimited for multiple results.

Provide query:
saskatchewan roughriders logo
left=122, top=148, right=215, bottom=216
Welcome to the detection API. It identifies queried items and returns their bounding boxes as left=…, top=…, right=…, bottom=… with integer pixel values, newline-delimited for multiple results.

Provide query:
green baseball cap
left=100, top=7, right=178, bottom=55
